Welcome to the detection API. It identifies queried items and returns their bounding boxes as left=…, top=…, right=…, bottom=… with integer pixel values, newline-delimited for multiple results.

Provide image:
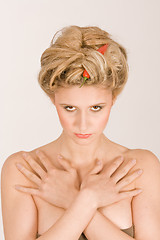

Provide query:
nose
left=75, top=111, right=89, bottom=133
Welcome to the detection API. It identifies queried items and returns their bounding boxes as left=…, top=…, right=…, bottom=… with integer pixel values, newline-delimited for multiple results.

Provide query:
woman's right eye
left=64, top=106, right=76, bottom=112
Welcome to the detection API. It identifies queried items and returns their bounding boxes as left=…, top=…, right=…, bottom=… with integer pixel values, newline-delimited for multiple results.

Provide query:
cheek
left=96, top=108, right=111, bottom=129
left=56, top=109, right=72, bottom=129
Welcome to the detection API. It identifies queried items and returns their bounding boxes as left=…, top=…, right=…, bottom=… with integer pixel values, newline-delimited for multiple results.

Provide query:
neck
left=56, top=130, right=108, bottom=169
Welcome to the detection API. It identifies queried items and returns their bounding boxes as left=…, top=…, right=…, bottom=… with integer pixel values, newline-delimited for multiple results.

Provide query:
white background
left=0, top=0, right=160, bottom=239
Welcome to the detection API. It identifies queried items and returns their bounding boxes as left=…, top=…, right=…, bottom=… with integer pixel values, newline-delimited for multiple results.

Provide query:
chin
left=74, top=139, right=93, bottom=146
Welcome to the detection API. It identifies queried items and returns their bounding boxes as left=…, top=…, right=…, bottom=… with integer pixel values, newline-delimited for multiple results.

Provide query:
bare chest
left=32, top=145, right=141, bottom=234
left=33, top=170, right=134, bottom=235
left=33, top=197, right=133, bottom=235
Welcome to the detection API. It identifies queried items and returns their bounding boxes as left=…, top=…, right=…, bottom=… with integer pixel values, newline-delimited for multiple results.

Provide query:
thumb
left=57, top=155, right=75, bottom=174
left=89, top=159, right=103, bottom=175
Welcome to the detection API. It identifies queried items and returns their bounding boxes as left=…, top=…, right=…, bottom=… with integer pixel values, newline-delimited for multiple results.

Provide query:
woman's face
left=51, top=85, right=115, bottom=144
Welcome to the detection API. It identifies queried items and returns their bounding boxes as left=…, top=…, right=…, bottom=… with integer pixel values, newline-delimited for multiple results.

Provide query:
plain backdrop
left=0, top=0, right=160, bottom=239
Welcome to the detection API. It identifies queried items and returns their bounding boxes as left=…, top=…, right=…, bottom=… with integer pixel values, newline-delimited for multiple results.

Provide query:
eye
left=64, top=105, right=103, bottom=112
left=64, top=106, right=76, bottom=112
left=91, top=106, right=103, bottom=112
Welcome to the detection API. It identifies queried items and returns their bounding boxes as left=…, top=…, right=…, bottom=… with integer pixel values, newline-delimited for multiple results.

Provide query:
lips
left=74, top=133, right=92, bottom=138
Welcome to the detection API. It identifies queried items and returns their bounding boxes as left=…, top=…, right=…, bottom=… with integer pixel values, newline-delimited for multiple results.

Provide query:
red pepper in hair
left=97, top=44, right=108, bottom=54
left=80, top=44, right=109, bottom=88
left=80, top=69, right=90, bottom=87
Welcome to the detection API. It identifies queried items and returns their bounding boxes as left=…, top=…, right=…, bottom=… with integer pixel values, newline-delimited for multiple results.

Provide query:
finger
left=116, top=169, right=143, bottom=189
left=101, top=156, right=124, bottom=177
left=16, top=163, right=41, bottom=186
left=118, top=188, right=143, bottom=201
left=89, top=160, right=104, bottom=175
left=36, top=150, right=54, bottom=171
left=113, top=158, right=137, bottom=183
left=57, top=155, right=76, bottom=174
left=14, top=184, right=40, bottom=196
left=22, top=152, right=47, bottom=179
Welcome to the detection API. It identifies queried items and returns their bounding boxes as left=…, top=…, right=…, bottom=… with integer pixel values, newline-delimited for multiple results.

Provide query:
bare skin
left=1, top=85, right=160, bottom=239
left=2, top=138, right=160, bottom=239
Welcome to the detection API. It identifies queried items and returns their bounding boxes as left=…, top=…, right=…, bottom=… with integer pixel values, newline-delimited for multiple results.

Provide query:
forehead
left=54, top=85, right=112, bottom=105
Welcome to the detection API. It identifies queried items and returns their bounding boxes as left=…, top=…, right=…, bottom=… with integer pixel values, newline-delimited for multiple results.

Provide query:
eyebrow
left=59, top=103, right=107, bottom=107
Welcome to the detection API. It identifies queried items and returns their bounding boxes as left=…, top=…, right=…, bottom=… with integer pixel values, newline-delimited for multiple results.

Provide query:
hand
left=15, top=150, right=79, bottom=209
left=80, top=156, right=143, bottom=209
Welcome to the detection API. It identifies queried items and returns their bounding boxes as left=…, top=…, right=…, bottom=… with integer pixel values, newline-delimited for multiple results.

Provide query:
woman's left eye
left=91, top=106, right=103, bottom=111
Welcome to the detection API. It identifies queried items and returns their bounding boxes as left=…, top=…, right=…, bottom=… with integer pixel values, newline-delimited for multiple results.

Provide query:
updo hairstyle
left=38, top=25, right=129, bottom=98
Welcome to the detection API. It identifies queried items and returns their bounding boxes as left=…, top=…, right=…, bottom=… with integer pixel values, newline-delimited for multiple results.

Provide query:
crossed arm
left=1, top=149, right=160, bottom=240
left=36, top=189, right=135, bottom=240
left=81, top=148, right=160, bottom=240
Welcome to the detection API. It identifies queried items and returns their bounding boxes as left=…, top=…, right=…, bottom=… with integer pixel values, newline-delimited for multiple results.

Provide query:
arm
left=83, top=150, right=160, bottom=240
left=14, top=152, right=144, bottom=239
left=1, top=152, right=97, bottom=240
left=1, top=152, right=38, bottom=240
left=84, top=211, right=135, bottom=240
left=63, top=189, right=135, bottom=239
left=38, top=189, right=97, bottom=240
left=131, top=150, right=160, bottom=240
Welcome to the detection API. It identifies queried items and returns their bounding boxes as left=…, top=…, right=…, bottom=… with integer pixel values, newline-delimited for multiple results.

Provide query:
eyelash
left=64, top=106, right=103, bottom=112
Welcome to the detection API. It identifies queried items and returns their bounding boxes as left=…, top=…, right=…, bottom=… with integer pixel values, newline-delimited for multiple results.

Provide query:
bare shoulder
left=125, top=148, right=160, bottom=168
left=2, top=151, right=25, bottom=168
left=1, top=151, right=37, bottom=188
left=124, top=148, right=160, bottom=187
left=1, top=138, right=58, bottom=179
left=108, top=140, right=160, bottom=184
left=108, top=137, right=159, bottom=164
left=2, top=151, right=25, bottom=176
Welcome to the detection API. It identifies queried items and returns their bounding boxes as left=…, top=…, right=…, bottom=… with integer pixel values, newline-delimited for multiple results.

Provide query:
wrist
left=65, top=188, right=79, bottom=209
left=79, top=188, right=98, bottom=210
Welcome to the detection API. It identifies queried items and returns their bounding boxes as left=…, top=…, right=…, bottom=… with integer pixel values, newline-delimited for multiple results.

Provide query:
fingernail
left=58, top=154, right=63, bottom=159
left=97, top=160, right=102, bottom=165
left=131, top=159, right=136, bottom=164
left=15, top=185, right=20, bottom=189
left=36, top=150, right=40, bottom=154
left=22, top=153, right=27, bottom=158
left=119, top=156, right=124, bottom=161
left=137, top=189, right=142, bottom=193
left=16, top=163, right=22, bottom=169
left=137, top=169, right=143, bottom=174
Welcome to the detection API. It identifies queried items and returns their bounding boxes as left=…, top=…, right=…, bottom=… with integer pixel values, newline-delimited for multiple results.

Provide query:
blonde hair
left=38, top=25, right=129, bottom=98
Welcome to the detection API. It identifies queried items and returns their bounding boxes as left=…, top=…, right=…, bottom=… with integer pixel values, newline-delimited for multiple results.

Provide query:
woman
left=1, top=25, right=160, bottom=240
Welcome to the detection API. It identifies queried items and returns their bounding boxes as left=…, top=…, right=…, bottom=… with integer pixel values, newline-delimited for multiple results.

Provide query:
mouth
left=74, top=133, right=92, bottom=139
